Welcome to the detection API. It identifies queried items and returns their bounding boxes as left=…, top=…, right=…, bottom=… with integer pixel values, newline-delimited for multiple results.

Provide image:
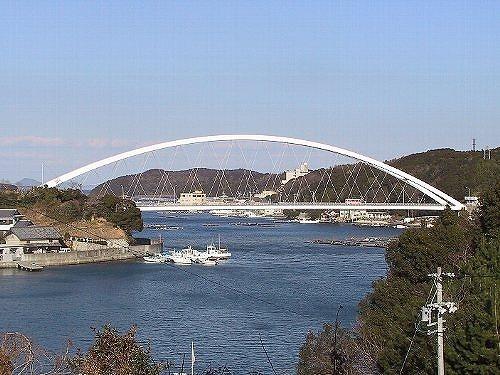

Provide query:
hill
left=90, top=168, right=283, bottom=198
left=0, top=187, right=142, bottom=241
left=91, top=147, right=499, bottom=203
left=15, top=178, right=41, bottom=188
left=388, top=148, right=499, bottom=199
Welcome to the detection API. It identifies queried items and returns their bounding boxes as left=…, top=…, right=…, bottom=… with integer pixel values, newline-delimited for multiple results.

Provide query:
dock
left=17, top=261, right=44, bottom=272
left=309, top=236, right=397, bottom=248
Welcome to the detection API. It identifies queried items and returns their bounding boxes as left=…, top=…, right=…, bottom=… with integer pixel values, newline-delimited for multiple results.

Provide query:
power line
left=163, top=261, right=335, bottom=327
left=259, top=333, right=278, bottom=375
left=399, top=280, right=436, bottom=374
left=1, top=192, right=338, bottom=327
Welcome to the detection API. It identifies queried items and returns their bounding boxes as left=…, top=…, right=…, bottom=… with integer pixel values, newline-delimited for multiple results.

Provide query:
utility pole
left=436, top=268, right=445, bottom=375
left=472, top=138, right=476, bottom=152
left=332, top=304, right=343, bottom=373
left=41, top=162, right=45, bottom=185
left=421, top=267, right=458, bottom=375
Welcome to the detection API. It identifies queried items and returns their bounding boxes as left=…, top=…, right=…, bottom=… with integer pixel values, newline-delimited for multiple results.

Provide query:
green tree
left=84, top=194, right=143, bottom=234
left=355, top=184, right=500, bottom=374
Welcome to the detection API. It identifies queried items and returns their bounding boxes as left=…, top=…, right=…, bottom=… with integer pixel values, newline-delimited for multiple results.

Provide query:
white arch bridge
left=45, top=135, right=464, bottom=212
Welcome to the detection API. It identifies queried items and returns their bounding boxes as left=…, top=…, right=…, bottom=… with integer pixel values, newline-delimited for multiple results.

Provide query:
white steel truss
left=44, top=135, right=464, bottom=211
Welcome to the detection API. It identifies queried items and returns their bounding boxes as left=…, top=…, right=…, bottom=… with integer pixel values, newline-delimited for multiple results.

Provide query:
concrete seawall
left=1, top=244, right=162, bottom=268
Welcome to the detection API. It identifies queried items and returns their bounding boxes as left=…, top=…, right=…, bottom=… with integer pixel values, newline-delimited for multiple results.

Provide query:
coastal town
left=0, top=202, right=161, bottom=271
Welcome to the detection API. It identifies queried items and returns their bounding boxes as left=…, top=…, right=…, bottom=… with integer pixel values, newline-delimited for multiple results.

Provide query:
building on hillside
left=178, top=190, right=207, bottom=205
left=0, top=209, right=23, bottom=235
left=3, top=226, right=64, bottom=254
left=464, top=196, right=480, bottom=212
left=338, top=199, right=391, bottom=224
left=281, top=162, right=310, bottom=185
left=253, top=190, right=277, bottom=201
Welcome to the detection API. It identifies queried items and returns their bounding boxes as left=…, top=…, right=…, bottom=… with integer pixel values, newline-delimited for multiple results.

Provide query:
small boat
left=193, top=258, right=218, bottom=266
left=168, top=250, right=193, bottom=265
left=298, top=218, right=320, bottom=224
left=143, top=253, right=168, bottom=263
left=180, top=246, right=209, bottom=262
left=205, top=235, right=231, bottom=260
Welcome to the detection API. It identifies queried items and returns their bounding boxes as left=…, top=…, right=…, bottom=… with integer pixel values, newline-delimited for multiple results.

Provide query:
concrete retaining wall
left=70, top=239, right=129, bottom=251
left=0, top=244, right=162, bottom=268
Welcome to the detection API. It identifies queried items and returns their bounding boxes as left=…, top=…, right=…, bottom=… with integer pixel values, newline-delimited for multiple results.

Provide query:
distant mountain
left=90, top=168, right=284, bottom=198
left=91, top=147, right=499, bottom=202
left=284, top=147, right=500, bottom=202
left=16, top=178, right=41, bottom=187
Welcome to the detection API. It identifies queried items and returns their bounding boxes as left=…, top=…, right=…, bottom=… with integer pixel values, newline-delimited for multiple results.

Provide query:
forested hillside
left=297, top=182, right=500, bottom=374
left=389, top=148, right=500, bottom=199
left=0, top=188, right=142, bottom=241
left=91, top=147, right=499, bottom=203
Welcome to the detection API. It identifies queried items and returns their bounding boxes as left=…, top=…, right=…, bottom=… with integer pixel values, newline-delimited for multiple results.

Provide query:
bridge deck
left=137, top=203, right=449, bottom=211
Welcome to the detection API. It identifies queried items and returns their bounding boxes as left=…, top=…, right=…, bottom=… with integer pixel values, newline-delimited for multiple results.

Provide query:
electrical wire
left=0, top=192, right=338, bottom=327
left=398, top=281, right=436, bottom=374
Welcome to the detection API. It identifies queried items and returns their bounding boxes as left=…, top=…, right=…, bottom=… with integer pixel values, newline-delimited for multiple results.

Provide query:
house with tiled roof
left=1, top=226, right=66, bottom=263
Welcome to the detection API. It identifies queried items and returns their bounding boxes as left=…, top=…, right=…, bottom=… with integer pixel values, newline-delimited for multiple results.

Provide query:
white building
left=178, top=190, right=207, bottom=205
left=4, top=226, right=64, bottom=253
left=338, top=199, right=391, bottom=223
left=253, top=190, right=277, bottom=200
left=339, top=199, right=364, bottom=221
left=0, top=209, right=23, bottom=235
left=281, top=162, right=310, bottom=185
left=1, top=226, right=65, bottom=264
left=465, top=196, right=480, bottom=212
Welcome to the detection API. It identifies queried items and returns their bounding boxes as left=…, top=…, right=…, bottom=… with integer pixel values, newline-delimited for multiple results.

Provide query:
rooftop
left=0, top=209, right=21, bottom=220
left=10, top=226, right=62, bottom=241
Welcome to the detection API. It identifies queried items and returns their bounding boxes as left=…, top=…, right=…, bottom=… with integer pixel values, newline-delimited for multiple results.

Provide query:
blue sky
left=1, top=1, right=499, bottom=182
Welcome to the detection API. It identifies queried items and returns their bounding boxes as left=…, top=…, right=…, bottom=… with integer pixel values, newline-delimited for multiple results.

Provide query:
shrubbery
left=297, top=183, right=500, bottom=374
left=0, top=187, right=143, bottom=235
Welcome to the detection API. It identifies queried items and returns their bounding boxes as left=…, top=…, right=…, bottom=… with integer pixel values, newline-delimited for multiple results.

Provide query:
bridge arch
left=45, top=134, right=464, bottom=211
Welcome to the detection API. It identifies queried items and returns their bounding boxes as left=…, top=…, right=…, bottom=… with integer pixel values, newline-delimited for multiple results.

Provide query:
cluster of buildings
left=0, top=209, right=67, bottom=264
left=175, top=163, right=311, bottom=206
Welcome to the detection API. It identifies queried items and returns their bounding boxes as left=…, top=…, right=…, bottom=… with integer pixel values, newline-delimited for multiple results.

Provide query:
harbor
left=0, top=211, right=396, bottom=372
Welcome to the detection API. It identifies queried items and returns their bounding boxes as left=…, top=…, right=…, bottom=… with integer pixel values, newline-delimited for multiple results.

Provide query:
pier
left=310, top=236, right=397, bottom=248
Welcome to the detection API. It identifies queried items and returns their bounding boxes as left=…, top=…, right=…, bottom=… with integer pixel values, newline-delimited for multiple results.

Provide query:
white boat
left=143, top=253, right=168, bottom=263
left=205, top=236, right=231, bottom=260
left=180, top=246, right=209, bottom=262
left=168, top=250, right=193, bottom=265
left=193, top=258, right=218, bottom=266
left=245, top=211, right=263, bottom=218
left=298, top=218, right=320, bottom=224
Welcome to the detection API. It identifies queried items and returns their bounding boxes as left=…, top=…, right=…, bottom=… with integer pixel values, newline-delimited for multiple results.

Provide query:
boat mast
left=191, top=341, right=195, bottom=375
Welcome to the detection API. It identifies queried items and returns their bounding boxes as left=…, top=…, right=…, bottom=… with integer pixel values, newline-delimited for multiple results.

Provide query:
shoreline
left=0, top=243, right=162, bottom=269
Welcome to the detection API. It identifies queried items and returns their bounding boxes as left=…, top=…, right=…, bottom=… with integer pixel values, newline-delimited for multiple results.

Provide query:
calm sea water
left=0, top=213, right=401, bottom=374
